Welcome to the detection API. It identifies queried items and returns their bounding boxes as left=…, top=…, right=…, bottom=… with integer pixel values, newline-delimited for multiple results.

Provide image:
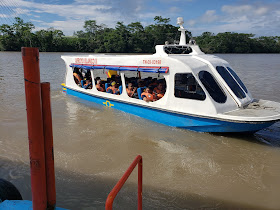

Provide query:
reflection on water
left=1, top=52, right=280, bottom=209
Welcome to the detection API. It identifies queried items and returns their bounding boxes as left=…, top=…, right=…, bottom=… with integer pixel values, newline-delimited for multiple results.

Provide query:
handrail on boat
left=105, top=155, right=143, bottom=210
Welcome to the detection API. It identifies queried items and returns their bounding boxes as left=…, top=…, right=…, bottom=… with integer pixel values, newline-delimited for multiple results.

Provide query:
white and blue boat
left=61, top=17, right=280, bottom=133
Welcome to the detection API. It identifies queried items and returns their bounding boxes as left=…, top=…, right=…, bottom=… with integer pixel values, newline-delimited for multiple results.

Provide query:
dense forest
left=0, top=16, right=280, bottom=53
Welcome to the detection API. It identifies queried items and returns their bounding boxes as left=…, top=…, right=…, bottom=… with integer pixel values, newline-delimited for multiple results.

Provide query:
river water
left=0, top=52, right=280, bottom=209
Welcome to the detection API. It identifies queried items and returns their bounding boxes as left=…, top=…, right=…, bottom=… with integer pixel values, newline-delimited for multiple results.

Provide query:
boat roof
left=70, top=64, right=169, bottom=73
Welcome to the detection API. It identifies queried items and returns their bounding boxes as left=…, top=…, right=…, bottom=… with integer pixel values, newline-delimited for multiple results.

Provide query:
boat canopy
left=70, top=64, right=169, bottom=74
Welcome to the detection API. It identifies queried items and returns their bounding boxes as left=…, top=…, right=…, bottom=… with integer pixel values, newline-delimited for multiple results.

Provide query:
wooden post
left=22, top=47, right=47, bottom=210
left=41, top=82, right=56, bottom=209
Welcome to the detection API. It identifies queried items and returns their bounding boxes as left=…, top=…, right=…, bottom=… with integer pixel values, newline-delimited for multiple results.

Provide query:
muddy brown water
left=0, top=52, right=280, bottom=209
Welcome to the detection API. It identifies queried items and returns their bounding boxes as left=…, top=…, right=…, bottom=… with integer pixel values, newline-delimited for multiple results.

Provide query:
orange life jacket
left=154, top=87, right=164, bottom=94
left=141, top=92, right=154, bottom=101
left=156, top=94, right=164, bottom=99
left=107, top=86, right=119, bottom=94
left=154, top=87, right=165, bottom=99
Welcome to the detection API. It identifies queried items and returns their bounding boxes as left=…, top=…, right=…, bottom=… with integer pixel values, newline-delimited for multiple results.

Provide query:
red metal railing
left=105, top=155, right=143, bottom=210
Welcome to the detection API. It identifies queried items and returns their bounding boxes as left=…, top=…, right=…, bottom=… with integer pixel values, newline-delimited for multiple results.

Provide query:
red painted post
left=22, top=47, right=47, bottom=210
left=138, top=158, right=142, bottom=210
left=41, top=82, right=56, bottom=209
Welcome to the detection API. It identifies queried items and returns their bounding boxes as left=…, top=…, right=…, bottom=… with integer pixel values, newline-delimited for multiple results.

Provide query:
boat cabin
left=61, top=17, right=280, bottom=132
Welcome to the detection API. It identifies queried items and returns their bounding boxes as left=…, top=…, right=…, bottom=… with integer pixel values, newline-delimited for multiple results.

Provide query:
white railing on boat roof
left=70, top=64, right=169, bottom=73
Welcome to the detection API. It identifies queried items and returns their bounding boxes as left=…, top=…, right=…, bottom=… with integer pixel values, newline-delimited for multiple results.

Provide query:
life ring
left=0, top=179, right=22, bottom=202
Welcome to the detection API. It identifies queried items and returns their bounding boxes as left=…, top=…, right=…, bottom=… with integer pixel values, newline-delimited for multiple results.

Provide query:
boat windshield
left=216, top=66, right=246, bottom=99
left=198, top=71, right=227, bottom=103
left=226, top=67, right=248, bottom=93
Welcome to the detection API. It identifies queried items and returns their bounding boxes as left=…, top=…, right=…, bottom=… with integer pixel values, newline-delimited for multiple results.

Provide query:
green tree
left=195, top=32, right=216, bottom=53
left=35, top=28, right=64, bottom=51
left=83, top=20, right=103, bottom=37
left=1, top=17, right=280, bottom=53
left=127, top=22, right=146, bottom=52
left=196, top=32, right=257, bottom=53
left=144, top=16, right=189, bottom=52
left=102, top=22, right=130, bottom=53
left=0, top=17, right=35, bottom=50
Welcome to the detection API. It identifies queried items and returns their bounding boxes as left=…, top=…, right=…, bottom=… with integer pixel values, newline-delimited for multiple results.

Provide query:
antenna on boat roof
left=177, top=17, right=186, bottom=45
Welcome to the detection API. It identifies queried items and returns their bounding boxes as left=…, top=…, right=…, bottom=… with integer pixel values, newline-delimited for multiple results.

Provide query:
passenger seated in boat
left=73, top=67, right=83, bottom=86
left=95, top=77, right=101, bottom=84
left=96, top=79, right=105, bottom=92
left=153, top=83, right=165, bottom=100
left=137, top=80, right=145, bottom=88
left=81, top=70, right=92, bottom=89
left=115, top=75, right=121, bottom=84
left=107, top=81, right=120, bottom=95
left=149, top=78, right=158, bottom=87
left=126, top=83, right=137, bottom=98
left=141, top=87, right=155, bottom=102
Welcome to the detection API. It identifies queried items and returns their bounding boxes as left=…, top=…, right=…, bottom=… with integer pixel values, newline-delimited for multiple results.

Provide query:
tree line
left=0, top=17, right=279, bottom=53
left=195, top=32, right=280, bottom=53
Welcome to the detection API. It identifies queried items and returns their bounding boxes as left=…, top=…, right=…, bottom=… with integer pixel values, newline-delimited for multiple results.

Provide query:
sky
left=1, top=0, right=280, bottom=37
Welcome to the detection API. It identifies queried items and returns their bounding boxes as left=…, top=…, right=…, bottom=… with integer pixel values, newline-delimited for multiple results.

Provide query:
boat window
left=164, top=45, right=192, bottom=54
left=216, top=66, right=246, bottom=99
left=72, top=67, right=92, bottom=89
left=92, top=69, right=123, bottom=95
left=174, top=73, right=206, bottom=100
left=124, top=71, right=166, bottom=102
left=198, top=71, right=227, bottom=103
left=226, top=67, right=248, bottom=93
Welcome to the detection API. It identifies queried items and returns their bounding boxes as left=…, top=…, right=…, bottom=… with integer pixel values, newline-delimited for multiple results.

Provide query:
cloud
left=0, top=0, right=179, bottom=35
left=186, top=19, right=196, bottom=27
left=221, top=4, right=270, bottom=16
left=169, top=7, right=181, bottom=13
left=13, top=8, right=30, bottom=15
left=29, top=19, right=45, bottom=23
left=159, top=0, right=193, bottom=2
left=74, top=0, right=104, bottom=3
left=0, top=14, right=9, bottom=18
left=200, top=10, right=218, bottom=23
left=221, top=5, right=253, bottom=14
left=0, top=0, right=123, bottom=34
left=188, top=1, right=280, bottom=36
left=1, top=0, right=280, bottom=37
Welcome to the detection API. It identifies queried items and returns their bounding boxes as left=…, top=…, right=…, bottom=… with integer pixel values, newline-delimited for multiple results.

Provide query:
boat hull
left=64, top=87, right=274, bottom=133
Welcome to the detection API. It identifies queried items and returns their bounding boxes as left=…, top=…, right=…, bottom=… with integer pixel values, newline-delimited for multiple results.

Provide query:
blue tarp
left=70, top=64, right=169, bottom=74
left=0, top=200, right=68, bottom=210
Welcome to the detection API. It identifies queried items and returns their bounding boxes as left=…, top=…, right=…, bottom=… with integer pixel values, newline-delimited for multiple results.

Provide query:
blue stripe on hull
left=65, top=88, right=273, bottom=133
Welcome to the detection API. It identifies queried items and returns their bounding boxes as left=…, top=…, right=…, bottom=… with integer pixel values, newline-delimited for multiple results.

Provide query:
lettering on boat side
left=143, top=59, right=161, bottom=65
left=75, top=58, right=97, bottom=64
left=103, top=100, right=114, bottom=107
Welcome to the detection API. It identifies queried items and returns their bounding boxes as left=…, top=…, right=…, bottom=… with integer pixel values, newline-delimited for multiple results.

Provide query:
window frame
left=91, top=69, right=123, bottom=95
left=174, top=73, right=206, bottom=101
